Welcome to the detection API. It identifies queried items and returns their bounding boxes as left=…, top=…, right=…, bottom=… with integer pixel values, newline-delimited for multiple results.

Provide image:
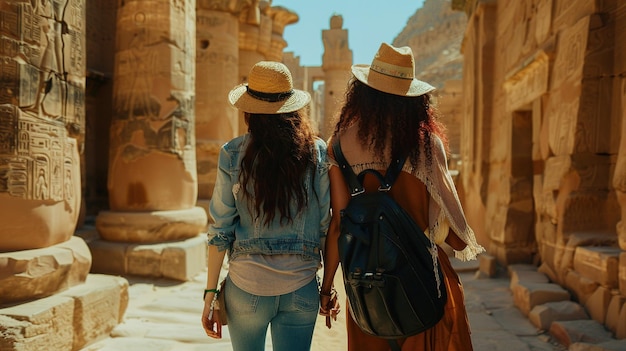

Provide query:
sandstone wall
left=457, top=0, right=626, bottom=337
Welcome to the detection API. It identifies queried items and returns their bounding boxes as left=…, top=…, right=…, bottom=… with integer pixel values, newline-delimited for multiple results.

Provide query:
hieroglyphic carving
left=108, top=0, right=197, bottom=211
left=576, top=78, right=612, bottom=154
left=546, top=83, right=580, bottom=156
left=551, top=16, right=589, bottom=89
left=0, top=0, right=84, bottom=200
left=0, top=105, right=77, bottom=205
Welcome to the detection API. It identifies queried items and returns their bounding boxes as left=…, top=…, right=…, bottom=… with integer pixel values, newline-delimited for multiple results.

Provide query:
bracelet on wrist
left=203, top=288, right=219, bottom=300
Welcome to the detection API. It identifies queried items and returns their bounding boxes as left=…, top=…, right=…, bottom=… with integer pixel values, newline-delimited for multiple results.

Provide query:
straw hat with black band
left=351, top=42, right=435, bottom=97
left=229, top=61, right=311, bottom=114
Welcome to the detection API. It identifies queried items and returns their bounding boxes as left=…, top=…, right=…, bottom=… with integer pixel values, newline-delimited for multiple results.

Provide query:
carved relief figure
left=36, top=168, right=48, bottom=199
left=126, top=29, right=160, bottom=119
left=30, top=0, right=65, bottom=117
left=64, top=167, right=73, bottom=200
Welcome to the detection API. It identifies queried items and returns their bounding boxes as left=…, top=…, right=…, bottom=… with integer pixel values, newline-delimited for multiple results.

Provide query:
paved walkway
left=80, top=259, right=567, bottom=351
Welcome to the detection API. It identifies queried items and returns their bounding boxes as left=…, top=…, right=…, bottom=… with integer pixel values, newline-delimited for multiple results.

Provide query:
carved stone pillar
left=0, top=3, right=129, bottom=349
left=0, top=0, right=84, bottom=252
left=266, top=6, right=298, bottom=62
left=96, top=0, right=206, bottom=243
left=195, top=0, right=249, bottom=210
left=238, top=1, right=264, bottom=133
left=321, top=15, right=352, bottom=139
left=614, top=77, right=626, bottom=251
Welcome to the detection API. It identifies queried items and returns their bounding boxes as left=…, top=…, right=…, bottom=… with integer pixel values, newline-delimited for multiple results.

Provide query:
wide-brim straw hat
left=351, top=43, right=435, bottom=97
left=229, top=61, right=311, bottom=114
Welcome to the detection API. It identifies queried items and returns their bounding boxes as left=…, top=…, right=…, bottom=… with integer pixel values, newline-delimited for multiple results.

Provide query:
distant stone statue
left=322, top=15, right=351, bottom=70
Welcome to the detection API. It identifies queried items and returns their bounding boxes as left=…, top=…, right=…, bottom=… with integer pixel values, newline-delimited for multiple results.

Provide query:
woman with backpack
left=318, top=43, right=485, bottom=351
left=201, top=61, right=332, bottom=351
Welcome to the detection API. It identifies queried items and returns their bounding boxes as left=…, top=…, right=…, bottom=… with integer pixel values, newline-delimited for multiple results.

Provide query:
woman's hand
left=201, top=295, right=222, bottom=339
left=319, top=288, right=340, bottom=329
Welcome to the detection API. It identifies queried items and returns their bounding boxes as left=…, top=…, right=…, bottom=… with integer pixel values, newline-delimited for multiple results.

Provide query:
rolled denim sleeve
left=316, top=139, right=331, bottom=238
left=207, top=145, right=238, bottom=252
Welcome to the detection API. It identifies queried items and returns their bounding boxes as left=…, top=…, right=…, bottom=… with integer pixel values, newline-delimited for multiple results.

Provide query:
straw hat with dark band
left=351, top=43, right=435, bottom=97
left=229, top=61, right=311, bottom=114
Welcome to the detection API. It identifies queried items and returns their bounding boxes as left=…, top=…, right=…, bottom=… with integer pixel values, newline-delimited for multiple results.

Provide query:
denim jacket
left=207, top=134, right=330, bottom=262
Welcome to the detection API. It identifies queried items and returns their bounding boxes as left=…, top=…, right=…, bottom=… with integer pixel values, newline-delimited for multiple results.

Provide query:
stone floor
left=76, top=258, right=585, bottom=351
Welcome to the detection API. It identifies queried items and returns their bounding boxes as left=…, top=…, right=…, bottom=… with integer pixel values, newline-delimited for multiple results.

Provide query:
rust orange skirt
left=346, top=248, right=474, bottom=351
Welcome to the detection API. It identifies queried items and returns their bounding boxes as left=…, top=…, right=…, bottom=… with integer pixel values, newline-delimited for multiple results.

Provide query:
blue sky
left=272, top=1, right=426, bottom=67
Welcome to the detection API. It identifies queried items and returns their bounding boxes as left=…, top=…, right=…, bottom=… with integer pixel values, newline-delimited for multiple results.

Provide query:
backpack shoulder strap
left=381, top=154, right=407, bottom=191
left=356, top=153, right=407, bottom=191
left=332, top=139, right=365, bottom=195
left=333, top=138, right=408, bottom=193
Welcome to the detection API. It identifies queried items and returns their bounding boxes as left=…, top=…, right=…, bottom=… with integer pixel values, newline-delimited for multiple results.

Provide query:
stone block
left=88, top=239, right=130, bottom=274
left=87, top=235, right=207, bottom=281
left=528, top=300, right=588, bottom=331
left=0, top=295, right=75, bottom=351
left=574, top=246, right=621, bottom=288
left=584, top=286, right=612, bottom=325
left=0, top=274, right=128, bottom=351
left=96, top=208, right=208, bottom=243
left=562, top=233, right=618, bottom=279
left=478, top=253, right=497, bottom=277
left=617, top=302, right=626, bottom=339
left=538, top=261, right=559, bottom=284
left=58, top=274, right=129, bottom=350
left=565, top=267, right=601, bottom=305
left=538, top=240, right=567, bottom=284
left=0, top=237, right=92, bottom=304
left=550, top=319, right=613, bottom=347
left=161, top=238, right=208, bottom=281
left=127, top=245, right=165, bottom=277
left=605, top=294, right=625, bottom=335
left=507, top=263, right=539, bottom=276
left=510, top=268, right=549, bottom=290
left=512, top=281, right=571, bottom=316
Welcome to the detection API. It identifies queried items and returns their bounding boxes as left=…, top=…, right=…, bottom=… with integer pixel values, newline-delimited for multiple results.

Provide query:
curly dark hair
left=240, top=110, right=316, bottom=227
left=332, top=78, right=448, bottom=167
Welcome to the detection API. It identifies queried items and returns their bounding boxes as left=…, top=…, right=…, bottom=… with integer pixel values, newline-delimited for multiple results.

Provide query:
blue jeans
left=224, top=275, right=319, bottom=351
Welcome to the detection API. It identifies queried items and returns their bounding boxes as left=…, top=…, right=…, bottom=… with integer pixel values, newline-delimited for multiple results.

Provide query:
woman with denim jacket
left=201, top=61, right=333, bottom=351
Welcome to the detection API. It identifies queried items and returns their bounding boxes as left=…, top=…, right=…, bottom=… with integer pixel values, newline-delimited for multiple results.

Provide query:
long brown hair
left=240, top=110, right=316, bottom=226
left=333, top=78, right=447, bottom=167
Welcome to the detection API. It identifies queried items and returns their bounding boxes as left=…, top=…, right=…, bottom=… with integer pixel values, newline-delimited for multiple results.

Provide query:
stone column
left=1, top=2, right=129, bottom=349
left=321, top=15, right=352, bottom=139
left=94, top=0, right=207, bottom=280
left=0, top=0, right=84, bottom=252
left=195, top=0, right=249, bottom=210
left=0, top=0, right=90, bottom=301
left=238, top=1, right=265, bottom=133
left=614, top=78, right=626, bottom=251
left=612, top=0, right=626, bottom=252
left=266, top=6, right=298, bottom=62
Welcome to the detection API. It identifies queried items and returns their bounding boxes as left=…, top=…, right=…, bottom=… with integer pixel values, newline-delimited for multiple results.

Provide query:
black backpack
left=332, top=140, right=447, bottom=347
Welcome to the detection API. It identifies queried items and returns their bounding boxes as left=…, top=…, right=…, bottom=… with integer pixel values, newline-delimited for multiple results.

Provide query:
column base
left=96, top=207, right=207, bottom=243
left=83, top=231, right=207, bottom=281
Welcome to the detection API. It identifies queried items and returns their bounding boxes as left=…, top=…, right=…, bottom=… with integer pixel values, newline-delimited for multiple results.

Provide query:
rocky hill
left=393, top=0, right=466, bottom=89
